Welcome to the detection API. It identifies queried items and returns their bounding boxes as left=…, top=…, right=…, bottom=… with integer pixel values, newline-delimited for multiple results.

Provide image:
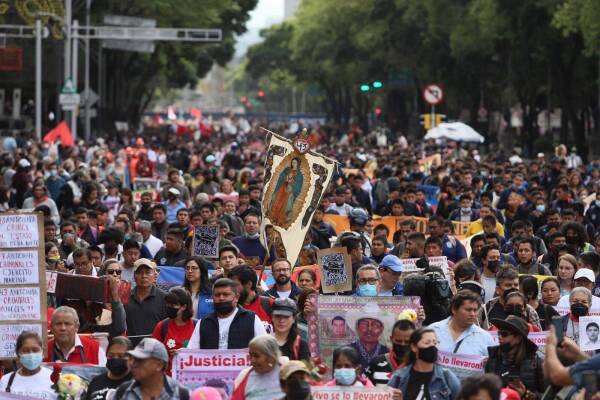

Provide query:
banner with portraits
left=308, top=295, right=420, bottom=377
left=260, top=129, right=336, bottom=266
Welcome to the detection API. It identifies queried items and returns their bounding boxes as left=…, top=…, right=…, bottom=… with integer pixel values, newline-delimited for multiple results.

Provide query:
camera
left=403, top=257, right=450, bottom=302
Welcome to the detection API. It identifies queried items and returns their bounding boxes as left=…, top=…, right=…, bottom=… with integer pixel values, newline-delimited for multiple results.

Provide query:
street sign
left=102, top=15, right=157, bottom=53
left=79, top=108, right=96, bottom=118
left=60, top=93, right=80, bottom=111
left=80, top=89, right=98, bottom=106
left=61, top=78, right=77, bottom=94
left=423, top=84, right=444, bottom=105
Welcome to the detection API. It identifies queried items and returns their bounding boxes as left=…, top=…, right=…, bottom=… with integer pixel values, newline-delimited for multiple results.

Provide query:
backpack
left=115, top=381, right=189, bottom=400
left=160, top=318, right=198, bottom=342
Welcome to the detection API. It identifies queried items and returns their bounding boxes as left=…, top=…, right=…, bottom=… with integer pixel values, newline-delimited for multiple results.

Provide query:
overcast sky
left=234, top=0, right=285, bottom=59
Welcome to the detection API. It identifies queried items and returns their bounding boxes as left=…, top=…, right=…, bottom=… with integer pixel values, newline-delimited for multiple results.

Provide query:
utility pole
left=64, top=0, right=72, bottom=134
left=71, top=20, right=79, bottom=140
left=35, top=19, right=42, bottom=140
left=84, top=0, right=92, bottom=141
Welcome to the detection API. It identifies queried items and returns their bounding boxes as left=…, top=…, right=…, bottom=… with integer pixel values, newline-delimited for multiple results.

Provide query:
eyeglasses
left=497, top=330, right=514, bottom=338
left=185, top=266, right=200, bottom=271
left=357, top=278, right=379, bottom=285
left=106, top=269, right=122, bottom=275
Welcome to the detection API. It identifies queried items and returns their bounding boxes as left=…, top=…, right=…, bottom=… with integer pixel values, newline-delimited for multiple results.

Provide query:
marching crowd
left=1, top=119, right=600, bottom=400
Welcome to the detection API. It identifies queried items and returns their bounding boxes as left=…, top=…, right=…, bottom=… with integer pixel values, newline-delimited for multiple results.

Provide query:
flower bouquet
left=50, top=365, right=88, bottom=400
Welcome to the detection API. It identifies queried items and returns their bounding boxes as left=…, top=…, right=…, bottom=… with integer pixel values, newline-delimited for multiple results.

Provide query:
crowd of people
left=1, top=118, right=600, bottom=400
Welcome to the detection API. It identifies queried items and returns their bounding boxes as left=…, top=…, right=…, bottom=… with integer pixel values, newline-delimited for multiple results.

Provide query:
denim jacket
left=387, top=364, right=460, bottom=400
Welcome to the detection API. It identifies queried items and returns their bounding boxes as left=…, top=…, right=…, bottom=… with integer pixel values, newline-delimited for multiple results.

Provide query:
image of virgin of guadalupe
left=267, top=157, right=304, bottom=226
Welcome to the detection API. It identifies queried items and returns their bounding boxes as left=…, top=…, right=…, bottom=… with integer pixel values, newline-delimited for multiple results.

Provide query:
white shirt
left=481, top=275, right=496, bottom=303
left=144, top=234, right=164, bottom=258
left=276, top=290, right=291, bottom=299
left=186, top=308, right=267, bottom=349
left=0, top=368, right=57, bottom=399
left=244, top=366, right=284, bottom=400
left=327, top=203, right=353, bottom=216
left=557, top=294, right=600, bottom=309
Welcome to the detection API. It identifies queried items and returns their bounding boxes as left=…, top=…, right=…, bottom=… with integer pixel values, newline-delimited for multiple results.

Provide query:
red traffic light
left=245, top=101, right=252, bottom=108
left=375, top=107, right=382, bottom=115
left=257, top=90, right=265, bottom=97
left=240, top=95, right=247, bottom=102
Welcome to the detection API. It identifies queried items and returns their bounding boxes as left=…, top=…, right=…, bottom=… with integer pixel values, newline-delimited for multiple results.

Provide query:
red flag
left=190, top=107, right=202, bottom=119
left=43, top=121, right=74, bottom=147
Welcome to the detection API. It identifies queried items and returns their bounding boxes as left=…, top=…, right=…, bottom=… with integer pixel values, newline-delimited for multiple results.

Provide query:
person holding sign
left=387, top=328, right=460, bottom=400
left=485, top=316, right=546, bottom=398
left=0, top=331, right=56, bottom=399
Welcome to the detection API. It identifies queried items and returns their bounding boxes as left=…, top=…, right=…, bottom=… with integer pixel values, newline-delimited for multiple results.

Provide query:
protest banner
left=312, top=387, right=393, bottom=400
left=436, top=350, right=485, bottom=380
left=132, top=177, right=161, bottom=203
left=42, top=362, right=106, bottom=382
left=193, top=224, right=220, bottom=259
left=323, top=214, right=351, bottom=236
left=317, top=247, right=352, bottom=294
left=157, top=266, right=186, bottom=291
left=401, top=256, right=448, bottom=274
left=555, top=307, right=600, bottom=316
left=489, top=331, right=548, bottom=354
left=0, top=213, right=46, bottom=360
left=579, top=316, right=600, bottom=351
left=173, top=348, right=251, bottom=394
left=310, top=295, right=420, bottom=376
left=54, top=273, right=108, bottom=303
left=0, top=393, right=40, bottom=400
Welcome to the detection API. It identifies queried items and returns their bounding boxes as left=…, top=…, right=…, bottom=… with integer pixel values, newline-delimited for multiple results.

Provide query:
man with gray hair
left=355, top=264, right=381, bottom=297
left=44, top=306, right=106, bottom=365
left=109, top=338, right=189, bottom=400
left=138, top=220, right=163, bottom=259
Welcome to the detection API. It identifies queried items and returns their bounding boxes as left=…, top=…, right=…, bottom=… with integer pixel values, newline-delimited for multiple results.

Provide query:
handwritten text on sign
left=173, top=349, right=251, bottom=389
left=312, top=387, right=393, bottom=400
left=0, top=287, right=41, bottom=320
left=0, top=214, right=39, bottom=247
left=0, top=251, right=39, bottom=285
left=0, top=324, right=43, bottom=359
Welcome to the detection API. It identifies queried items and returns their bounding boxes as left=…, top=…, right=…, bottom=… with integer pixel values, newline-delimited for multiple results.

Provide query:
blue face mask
left=334, top=368, right=356, bottom=385
left=357, top=283, right=377, bottom=296
left=19, top=352, right=43, bottom=370
left=536, top=204, right=545, bottom=212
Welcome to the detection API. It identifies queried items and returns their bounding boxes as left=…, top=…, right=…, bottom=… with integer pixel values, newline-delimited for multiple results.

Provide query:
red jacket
left=45, top=335, right=100, bottom=365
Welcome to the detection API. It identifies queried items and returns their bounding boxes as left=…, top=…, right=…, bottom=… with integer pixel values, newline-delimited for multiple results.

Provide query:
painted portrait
left=263, top=153, right=311, bottom=229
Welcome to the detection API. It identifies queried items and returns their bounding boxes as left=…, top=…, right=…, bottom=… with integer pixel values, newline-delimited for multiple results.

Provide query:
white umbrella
left=424, top=122, right=485, bottom=143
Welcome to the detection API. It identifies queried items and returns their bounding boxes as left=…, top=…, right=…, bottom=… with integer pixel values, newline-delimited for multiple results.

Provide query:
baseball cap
left=168, top=187, right=181, bottom=196
left=279, top=360, right=309, bottom=380
left=271, top=298, right=297, bottom=317
left=574, top=268, right=595, bottom=282
left=133, top=258, right=157, bottom=272
left=379, top=255, right=403, bottom=273
left=18, top=159, right=31, bottom=168
left=205, top=154, right=216, bottom=163
left=128, top=338, right=168, bottom=362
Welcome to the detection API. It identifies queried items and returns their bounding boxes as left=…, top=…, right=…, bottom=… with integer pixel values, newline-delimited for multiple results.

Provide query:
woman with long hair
left=557, top=254, right=576, bottom=296
left=270, top=298, right=310, bottom=361
left=540, top=277, right=562, bottom=306
left=388, top=328, right=460, bottom=400
left=182, top=256, right=214, bottom=319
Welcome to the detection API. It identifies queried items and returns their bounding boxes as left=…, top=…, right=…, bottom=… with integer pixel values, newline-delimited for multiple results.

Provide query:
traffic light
left=360, top=84, right=370, bottom=92
left=245, top=101, right=252, bottom=108
left=420, top=114, right=432, bottom=130
left=257, top=90, right=265, bottom=98
left=240, top=95, right=247, bottom=102
left=373, top=81, right=383, bottom=89
left=375, top=107, right=382, bottom=116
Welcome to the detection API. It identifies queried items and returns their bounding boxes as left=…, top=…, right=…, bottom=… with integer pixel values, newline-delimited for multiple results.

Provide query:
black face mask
left=214, top=301, right=235, bottom=316
left=487, top=261, right=501, bottom=273
left=566, top=236, right=579, bottom=245
left=287, top=379, right=311, bottom=400
left=499, top=342, right=513, bottom=353
left=393, top=343, right=410, bottom=360
left=504, top=304, right=524, bottom=318
left=166, top=306, right=179, bottom=319
left=571, top=303, right=589, bottom=317
left=417, top=346, right=438, bottom=363
left=106, top=358, right=129, bottom=376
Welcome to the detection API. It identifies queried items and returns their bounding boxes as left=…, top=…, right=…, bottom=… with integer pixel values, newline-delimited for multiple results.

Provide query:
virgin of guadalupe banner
left=260, top=129, right=336, bottom=266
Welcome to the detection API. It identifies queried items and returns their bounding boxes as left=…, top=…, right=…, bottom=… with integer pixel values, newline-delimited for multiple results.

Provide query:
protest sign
left=193, top=225, right=220, bottom=259
left=132, top=177, right=161, bottom=203
left=401, top=256, right=448, bottom=274
left=157, top=266, right=186, bottom=291
left=42, top=362, right=106, bottom=382
left=0, top=212, right=46, bottom=360
left=310, top=295, right=420, bottom=376
left=173, top=348, right=251, bottom=394
left=489, top=331, right=548, bottom=354
left=555, top=307, right=600, bottom=316
left=579, top=316, right=600, bottom=351
left=436, top=350, right=485, bottom=380
left=54, top=273, right=108, bottom=303
left=0, top=393, right=40, bottom=399
left=317, top=247, right=352, bottom=293
left=312, top=387, right=393, bottom=400
left=46, top=271, right=57, bottom=293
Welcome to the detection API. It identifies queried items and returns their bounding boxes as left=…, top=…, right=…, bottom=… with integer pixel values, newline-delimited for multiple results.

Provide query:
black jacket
left=485, top=345, right=546, bottom=394
left=199, top=307, right=256, bottom=349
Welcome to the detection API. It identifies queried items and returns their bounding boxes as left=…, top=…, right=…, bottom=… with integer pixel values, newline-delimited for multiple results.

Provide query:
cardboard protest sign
left=173, top=348, right=251, bottom=394
left=436, top=351, right=485, bottom=379
left=309, top=295, right=420, bottom=376
left=317, top=247, right=352, bottom=293
left=0, top=213, right=46, bottom=359
left=312, top=387, right=393, bottom=400
left=579, top=316, right=600, bottom=351
left=193, top=224, right=220, bottom=259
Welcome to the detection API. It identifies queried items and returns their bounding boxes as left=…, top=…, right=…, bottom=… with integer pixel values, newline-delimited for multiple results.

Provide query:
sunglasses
left=497, top=330, right=514, bottom=338
left=106, top=269, right=122, bottom=275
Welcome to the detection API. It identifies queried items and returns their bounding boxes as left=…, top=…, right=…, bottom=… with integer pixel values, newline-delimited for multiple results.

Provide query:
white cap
left=18, top=159, right=31, bottom=168
left=574, top=268, right=595, bottom=282
left=168, top=187, right=181, bottom=196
